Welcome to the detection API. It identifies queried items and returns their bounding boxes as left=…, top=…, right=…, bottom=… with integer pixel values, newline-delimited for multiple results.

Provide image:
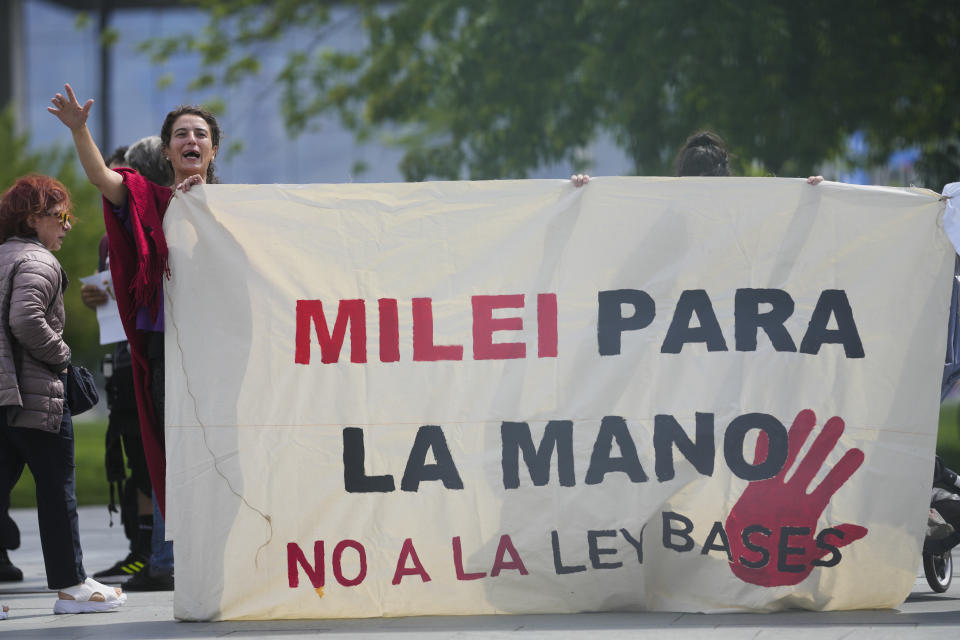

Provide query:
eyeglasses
left=45, top=209, right=71, bottom=227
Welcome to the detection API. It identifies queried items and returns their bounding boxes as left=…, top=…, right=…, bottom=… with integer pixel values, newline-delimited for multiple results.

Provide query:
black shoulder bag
left=66, top=364, right=99, bottom=415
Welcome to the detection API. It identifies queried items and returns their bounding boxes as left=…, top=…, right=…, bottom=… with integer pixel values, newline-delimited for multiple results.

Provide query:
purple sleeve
left=136, top=305, right=164, bottom=332
left=112, top=201, right=133, bottom=233
left=98, top=235, right=109, bottom=272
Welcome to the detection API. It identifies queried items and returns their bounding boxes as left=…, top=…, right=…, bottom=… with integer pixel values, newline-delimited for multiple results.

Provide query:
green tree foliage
left=144, top=0, right=959, bottom=186
left=0, top=107, right=107, bottom=370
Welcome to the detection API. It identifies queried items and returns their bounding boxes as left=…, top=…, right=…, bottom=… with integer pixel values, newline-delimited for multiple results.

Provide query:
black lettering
left=724, top=413, right=788, bottom=481
left=777, top=526, right=809, bottom=573
left=620, top=527, right=643, bottom=564
left=597, top=289, right=656, bottom=355
left=501, top=420, right=575, bottom=489
left=400, top=425, right=464, bottom=491
left=662, top=511, right=695, bottom=552
left=551, top=530, right=586, bottom=574
left=702, top=521, right=732, bottom=560
left=653, top=412, right=715, bottom=481
left=735, top=288, right=797, bottom=352
left=343, top=427, right=395, bottom=493
left=661, top=289, right=727, bottom=353
left=588, top=530, right=622, bottom=570
left=739, top=524, right=771, bottom=569
left=811, top=527, right=845, bottom=567
left=799, top=290, right=864, bottom=358
left=585, top=416, right=648, bottom=484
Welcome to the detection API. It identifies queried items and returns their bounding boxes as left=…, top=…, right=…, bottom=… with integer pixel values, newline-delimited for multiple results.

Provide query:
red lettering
left=392, top=538, right=432, bottom=585
left=412, top=297, right=463, bottom=361
left=452, top=536, right=487, bottom=581
left=472, top=294, right=526, bottom=360
left=295, top=299, right=367, bottom=364
left=332, top=539, right=367, bottom=587
left=296, top=292, right=558, bottom=365
left=287, top=541, right=324, bottom=588
left=537, top=293, right=558, bottom=358
left=379, top=298, right=400, bottom=362
left=490, top=534, right=528, bottom=576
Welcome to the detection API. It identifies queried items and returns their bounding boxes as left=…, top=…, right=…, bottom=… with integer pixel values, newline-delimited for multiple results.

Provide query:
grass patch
left=7, top=407, right=960, bottom=508
left=9, top=418, right=109, bottom=508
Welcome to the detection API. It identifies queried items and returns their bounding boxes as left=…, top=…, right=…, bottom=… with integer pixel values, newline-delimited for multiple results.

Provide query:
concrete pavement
left=2, top=506, right=960, bottom=639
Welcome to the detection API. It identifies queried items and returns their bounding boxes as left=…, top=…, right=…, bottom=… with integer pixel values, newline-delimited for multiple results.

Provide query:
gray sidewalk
left=2, top=506, right=960, bottom=639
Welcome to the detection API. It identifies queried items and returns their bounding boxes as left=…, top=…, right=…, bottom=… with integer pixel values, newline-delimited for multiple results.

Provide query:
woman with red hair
left=0, top=174, right=126, bottom=615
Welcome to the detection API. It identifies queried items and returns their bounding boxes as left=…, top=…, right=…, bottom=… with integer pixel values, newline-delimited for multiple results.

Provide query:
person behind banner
left=571, top=130, right=733, bottom=185
left=570, top=130, right=823, bottom=184
left=48, top=84, right=220, bottom=520
left=672, top=130, right=733, bottom=177
left=0, top=174, right=126, bottom=614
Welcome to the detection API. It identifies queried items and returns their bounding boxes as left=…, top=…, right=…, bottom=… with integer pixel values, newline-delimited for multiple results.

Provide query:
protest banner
left=163, top=177, right=954, bottom=620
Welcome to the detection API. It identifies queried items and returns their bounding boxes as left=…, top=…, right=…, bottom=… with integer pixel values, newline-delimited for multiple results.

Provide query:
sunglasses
left=45, top=209, right=71, bottom=227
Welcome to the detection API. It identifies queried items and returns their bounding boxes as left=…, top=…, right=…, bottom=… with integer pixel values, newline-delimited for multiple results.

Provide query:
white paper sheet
left=80, top=271, right=126, bottom=344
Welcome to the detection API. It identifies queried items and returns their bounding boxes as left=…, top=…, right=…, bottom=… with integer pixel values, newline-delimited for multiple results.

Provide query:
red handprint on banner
left=725, top=409, right=867, bottom=586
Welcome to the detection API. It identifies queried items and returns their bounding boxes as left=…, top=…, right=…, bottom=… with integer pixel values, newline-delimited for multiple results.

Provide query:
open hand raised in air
left=48, top=84, right=94, bottom=131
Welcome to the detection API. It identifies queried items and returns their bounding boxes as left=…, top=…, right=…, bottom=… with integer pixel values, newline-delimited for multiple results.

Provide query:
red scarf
left=102, top=168, right=173, bottom=513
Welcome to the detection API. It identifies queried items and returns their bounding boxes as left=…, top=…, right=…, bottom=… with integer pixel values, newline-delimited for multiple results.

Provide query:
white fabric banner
left=163, top=177, right=953, bottom=620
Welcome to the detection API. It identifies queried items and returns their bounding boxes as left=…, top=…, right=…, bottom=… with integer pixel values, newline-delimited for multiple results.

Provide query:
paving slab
left=2, top=506, right=959, bottom=639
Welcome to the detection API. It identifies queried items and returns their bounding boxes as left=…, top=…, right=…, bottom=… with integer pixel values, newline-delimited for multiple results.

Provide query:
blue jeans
left=151, top=493, right=173, bottom=575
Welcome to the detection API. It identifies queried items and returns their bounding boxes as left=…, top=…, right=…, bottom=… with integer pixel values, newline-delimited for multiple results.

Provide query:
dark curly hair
left=160, top=105, right=222, bottom=184
left=673, top=130, right=732, bottom=177
left=0, top=174, right=72, bottom=243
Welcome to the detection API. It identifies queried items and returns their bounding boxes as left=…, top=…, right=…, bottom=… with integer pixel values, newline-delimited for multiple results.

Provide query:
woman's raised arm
left=48, top=84, right=127, bottom=207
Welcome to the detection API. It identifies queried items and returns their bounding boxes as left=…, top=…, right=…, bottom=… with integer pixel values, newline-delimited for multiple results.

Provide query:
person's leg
left=123, top=334, right=174, bottom=591
left=26, top=398, right=125, bottom=611
left=91, top=488, right=149, bottom=581
left=95, top=362, right=154, bottom=581
left=0, top=542, right=21, bottom=582
left=148, top=335, right=173, bottom=576
left=0, top=506, right=20, bottom=551
left=0, top=413, right=26, bottom=582
left=149, top=493, right=173, bottom=575
left=929, top=498, right=960, bottom=554
left=95, top=406, right=152, bottom=574
left=116, top=358, right=154, bottom=555
left=22, top=401, right=85, bottom=589
left=123, top=491, right=173, bottom=591
left=102, top=393, right=132, bottom=541
left=93, top=405, right=151, bottom=580
left=0, top=512, right=23, bottom=582
left=124, top=412, right=155, bottom=558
